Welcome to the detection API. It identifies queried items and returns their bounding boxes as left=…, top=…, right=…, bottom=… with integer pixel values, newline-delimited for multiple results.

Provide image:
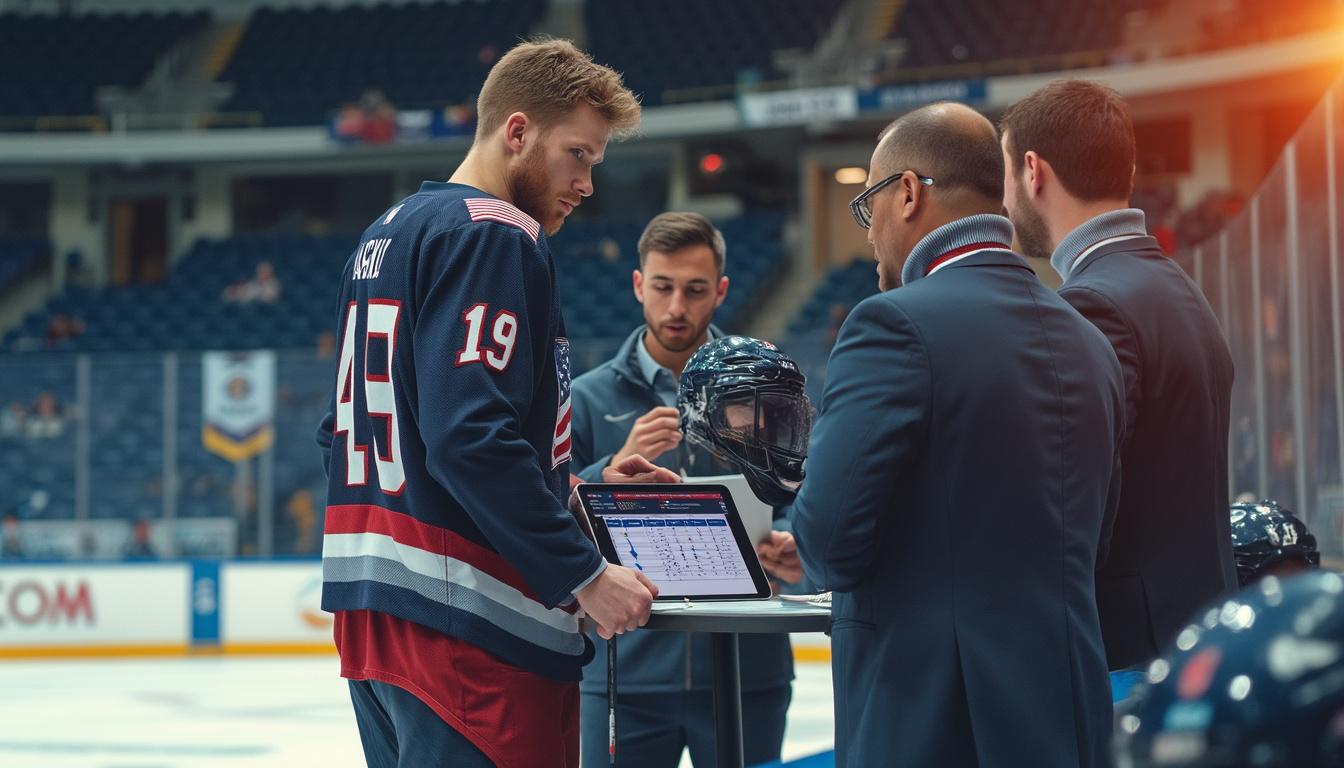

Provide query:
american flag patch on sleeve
left=464, top=198, right=541, bottom=244
left=552, top=338, right=572, bottom=468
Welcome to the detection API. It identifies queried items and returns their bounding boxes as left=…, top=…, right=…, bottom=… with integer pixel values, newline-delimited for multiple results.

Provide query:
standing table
left=634, top=598, right=831, bottom=768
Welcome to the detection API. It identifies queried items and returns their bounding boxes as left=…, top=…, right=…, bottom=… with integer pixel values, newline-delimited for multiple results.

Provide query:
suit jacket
left=1059, top=236, right=1237, bottom=670
left=792, top=243, right=1125, bottom=767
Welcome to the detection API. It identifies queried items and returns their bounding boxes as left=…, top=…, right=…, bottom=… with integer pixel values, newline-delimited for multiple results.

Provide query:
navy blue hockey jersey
left=316, top=181, right=604, bottom=681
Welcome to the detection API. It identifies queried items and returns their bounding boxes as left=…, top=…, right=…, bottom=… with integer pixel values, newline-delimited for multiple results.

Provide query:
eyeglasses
left=848, top=170, right=935, bottom=230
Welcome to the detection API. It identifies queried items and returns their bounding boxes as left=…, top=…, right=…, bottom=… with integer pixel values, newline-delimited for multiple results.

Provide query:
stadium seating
left=783, top=259, right=880, bottom=401
left=584, top=0, right=846, bottom=106
left=891, top=0, right=1157, bottom=70
left=0, top=237, right=48, bottom=289
left=219, top=0, right=545, bottom=127
left=0, top=10, right=208, bottom=120
left=0, top=211, right=785, bottom=529
left=787, top=259, right=877, bottom=340
left=5, top=210, right=785, bottom=357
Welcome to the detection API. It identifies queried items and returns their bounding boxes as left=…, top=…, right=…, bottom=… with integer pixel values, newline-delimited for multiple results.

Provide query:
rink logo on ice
left=0, top=579, right=94, bottom=627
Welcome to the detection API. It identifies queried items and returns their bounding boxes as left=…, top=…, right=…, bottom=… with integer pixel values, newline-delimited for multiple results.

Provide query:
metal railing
left=1184, top=75, right=1344, bottom=556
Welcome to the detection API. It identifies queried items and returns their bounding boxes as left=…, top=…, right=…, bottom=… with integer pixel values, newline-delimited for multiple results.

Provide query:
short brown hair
left=475, top=39, right=641, bottom=141
left=999, top=79, right=1135, bottom=202
left=638, top=212, right=726, bottom=275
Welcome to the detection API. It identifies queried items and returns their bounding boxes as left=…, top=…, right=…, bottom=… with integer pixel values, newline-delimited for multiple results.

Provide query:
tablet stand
left=625, top=598, right=831, bottom=768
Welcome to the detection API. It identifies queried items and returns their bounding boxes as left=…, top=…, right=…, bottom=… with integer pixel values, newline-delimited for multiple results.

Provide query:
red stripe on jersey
left=326, top=504, right=560, bottom=606
left=336, top=610, right=580, bottom=768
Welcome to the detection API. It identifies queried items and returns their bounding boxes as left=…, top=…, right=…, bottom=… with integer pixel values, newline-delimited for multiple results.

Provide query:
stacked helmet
left=1114, top=571, right=1344, bottom=768
left=1230, top=500, right=1320, bottom=586
left=678, top=336, right=812, bottom=506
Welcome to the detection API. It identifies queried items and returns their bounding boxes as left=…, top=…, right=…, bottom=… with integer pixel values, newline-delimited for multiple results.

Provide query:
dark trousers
left=579, top=685, right=791, bottom=768
left=349, top=678, right=495, bottom=768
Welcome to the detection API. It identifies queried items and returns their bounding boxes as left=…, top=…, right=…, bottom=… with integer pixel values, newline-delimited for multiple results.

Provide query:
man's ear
left=632, top=269, right=645, bottom=303
left=1023, top=151, right=1047, bottom=199
left=503, top=112, right=528, bottom=155
left=901, top=172, right=923, bottom=222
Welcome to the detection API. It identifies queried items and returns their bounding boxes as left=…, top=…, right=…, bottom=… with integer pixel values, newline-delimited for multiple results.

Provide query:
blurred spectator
left=315, top=330, right=337, bottom=360
left=358, top=89, right=397, bottom=144
left=286, top=489, right=318, bottom=554
left=334, top=90, right=398, bottom=144
left=1, top=514, right=21, bottom=559
left=334, top=102, right=366, bottom=141
left=124, top=519, right=157, bottom=559
left=44, top=314, right=85, bottom=348
left=0, top=402, right=24, bottom=437
left=24, top=391, right=66, bottom=439
left=442, top=103, right=476, bottom=136
left=1175, top=190, right=1244, bottom=250
left=223, top=261, right=281, bottom=304
left=79, top=527, right=98, bottom=559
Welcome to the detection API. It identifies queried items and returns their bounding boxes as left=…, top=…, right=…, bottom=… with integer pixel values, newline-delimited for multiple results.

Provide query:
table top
left=642, top=597, right=832, bottom=634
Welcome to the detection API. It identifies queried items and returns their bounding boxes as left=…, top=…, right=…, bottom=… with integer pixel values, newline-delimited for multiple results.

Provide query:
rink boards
left=0, top=560, right=831, bottom=660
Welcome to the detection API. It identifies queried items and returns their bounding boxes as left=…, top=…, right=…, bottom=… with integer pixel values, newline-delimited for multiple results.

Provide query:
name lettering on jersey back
left=353, top=238, right=392, bottom=281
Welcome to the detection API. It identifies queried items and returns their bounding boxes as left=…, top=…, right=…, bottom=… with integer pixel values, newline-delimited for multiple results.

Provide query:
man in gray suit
left=765, top=102, right=1126, bottom=766
left=1001, top=80, right=1237, bottom=675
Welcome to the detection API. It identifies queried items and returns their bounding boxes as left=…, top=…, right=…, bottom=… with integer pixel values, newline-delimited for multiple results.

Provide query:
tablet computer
left=574, top=483, right=772, bottom=601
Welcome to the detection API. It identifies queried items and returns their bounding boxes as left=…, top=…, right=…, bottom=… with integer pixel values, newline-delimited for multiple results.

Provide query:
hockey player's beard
left=1010, top=178, right=1053, bottom=262
left=507, top=147, right=563, bottom=236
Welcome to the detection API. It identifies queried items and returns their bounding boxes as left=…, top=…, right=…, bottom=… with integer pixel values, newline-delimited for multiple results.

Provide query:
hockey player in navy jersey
left=316, top=40, right=661, bottom=768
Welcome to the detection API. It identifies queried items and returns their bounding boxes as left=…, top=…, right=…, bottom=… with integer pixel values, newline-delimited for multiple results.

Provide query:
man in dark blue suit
left=767, top=102, right=1126, bottom=766
left=1000, top=81, right=1237, bottom=675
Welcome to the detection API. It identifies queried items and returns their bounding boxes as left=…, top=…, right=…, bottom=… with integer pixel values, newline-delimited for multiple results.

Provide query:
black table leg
left=711, top=631, right=743, bottom=768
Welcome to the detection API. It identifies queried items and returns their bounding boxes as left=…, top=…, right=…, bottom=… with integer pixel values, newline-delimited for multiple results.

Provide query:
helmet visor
left=709, top=389, right=812, bottom=470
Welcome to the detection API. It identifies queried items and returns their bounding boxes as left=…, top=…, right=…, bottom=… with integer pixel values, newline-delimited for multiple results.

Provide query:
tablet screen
left=579, top=485, right=770, bottom=599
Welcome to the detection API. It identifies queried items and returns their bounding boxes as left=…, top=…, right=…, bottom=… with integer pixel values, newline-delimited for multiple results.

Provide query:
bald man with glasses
left=773, top=102, right=1127, bottom=766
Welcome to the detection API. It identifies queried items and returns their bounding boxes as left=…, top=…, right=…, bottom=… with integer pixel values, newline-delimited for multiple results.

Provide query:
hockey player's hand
left=611, top=407, right=682, bottom=466
left=757, top=531, right=803, bottom=584
left=576, top=564, right=659, bottom=639
left=566, top=458, right=678, bottom=516
left=602, top=454, right=681, bottom=485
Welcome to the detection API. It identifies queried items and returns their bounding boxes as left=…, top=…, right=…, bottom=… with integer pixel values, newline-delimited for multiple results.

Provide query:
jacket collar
left=900, top=214, right=1015, bottom=286
left=1050, top=208, right=1149, bottom=281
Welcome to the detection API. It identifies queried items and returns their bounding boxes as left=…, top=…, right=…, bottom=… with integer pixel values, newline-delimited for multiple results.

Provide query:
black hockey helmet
left=678, top=336, right=811, bottom=506
left=1230, top=500, right=1320, bottom=587
left=1114, top=571, right=1344, bottom=767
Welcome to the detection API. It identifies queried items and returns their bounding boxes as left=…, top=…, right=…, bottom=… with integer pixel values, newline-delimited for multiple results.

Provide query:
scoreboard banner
left=202, top=351, right=276, bottom=462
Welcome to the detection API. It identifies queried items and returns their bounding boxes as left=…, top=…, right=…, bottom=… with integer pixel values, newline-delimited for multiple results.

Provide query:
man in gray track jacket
left=570, top=212, right=794, bottom=767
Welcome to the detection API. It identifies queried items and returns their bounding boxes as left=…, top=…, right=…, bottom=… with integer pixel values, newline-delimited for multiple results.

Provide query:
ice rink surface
left=0, top=654, right=834, bottom=767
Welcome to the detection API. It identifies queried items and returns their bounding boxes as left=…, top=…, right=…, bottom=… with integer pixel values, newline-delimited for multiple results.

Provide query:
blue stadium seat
left=585, top=0, right=844, bottom=106
left=0, top=10, right=208, bottom=118
left=220, top=1, right=545, bottom=127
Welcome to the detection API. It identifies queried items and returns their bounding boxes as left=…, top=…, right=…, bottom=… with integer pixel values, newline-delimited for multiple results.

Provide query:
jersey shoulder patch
left=463, top=198, right=541, bottom=244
